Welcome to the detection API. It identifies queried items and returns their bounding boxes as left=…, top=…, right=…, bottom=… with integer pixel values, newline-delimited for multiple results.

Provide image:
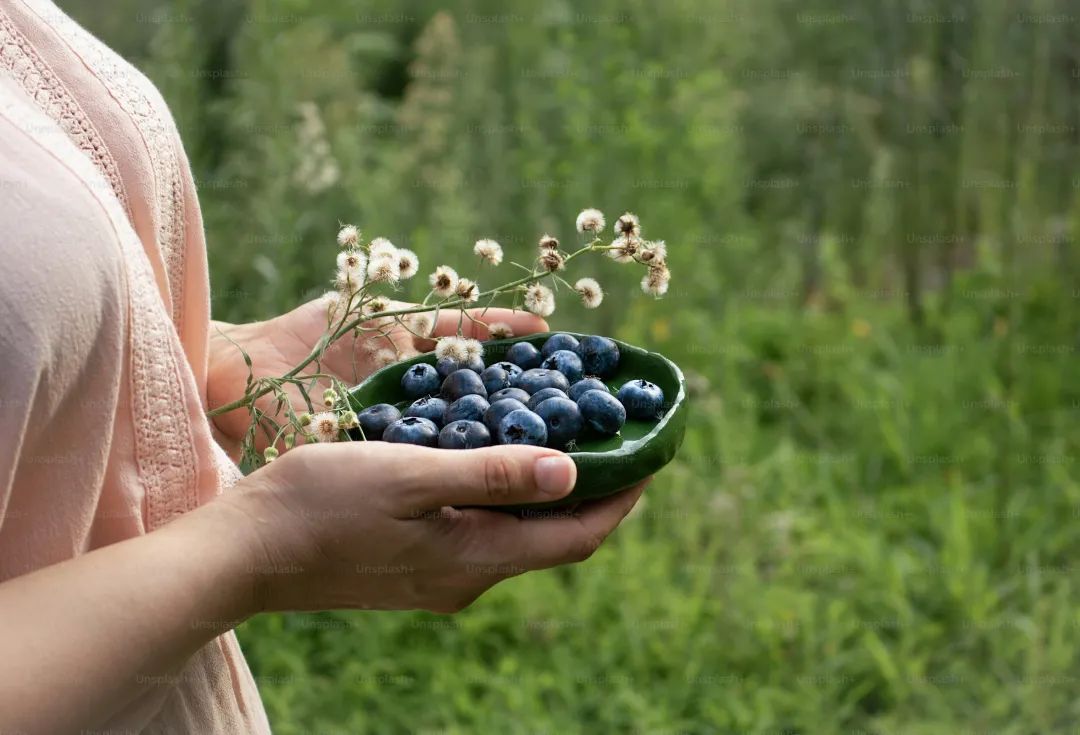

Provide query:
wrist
left=162, top=489, right=276, bottom=622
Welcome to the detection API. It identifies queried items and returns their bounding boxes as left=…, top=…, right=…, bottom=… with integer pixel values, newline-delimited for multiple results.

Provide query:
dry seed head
left=407, top=312, right=436, bottom=338
left=573, top=277, right=604, bottom=308
left=487, top=322, right=514, bottom=339
left=367, top=257, right=400, bottom=283
left=575, top=208, right=606, bottom=234
left=429, top=265, right=459, bottom=298
left=641, top=263, right=671, bottom=296
left=538, top=234, right=559, bottom=251
left=397, top=249, right=420, bottom=280
left=524, top=283, right=556, bottom=317
left=473, top=239, right=504, bottom=266
left=455, top=278, right=480, bottom=302
left=337, top=224, right=360, bottom=248
left=369, top=237, right=397, bottom=260
left=608, top=234, right=640, bottom=264
left=615, top=212, right=641, bottom=238
left=436, top=336, right=469, bottom=362
left=540, top=250, right=565, bottom=272
left=372, top=348, right=397, bottom=369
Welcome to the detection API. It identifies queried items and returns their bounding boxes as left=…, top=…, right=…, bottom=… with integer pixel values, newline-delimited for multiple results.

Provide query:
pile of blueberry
left=354, top=333, right=666, bottom=450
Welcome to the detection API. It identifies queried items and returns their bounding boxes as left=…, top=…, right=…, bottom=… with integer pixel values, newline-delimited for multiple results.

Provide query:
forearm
left=0, top=498, right=258, bottom=733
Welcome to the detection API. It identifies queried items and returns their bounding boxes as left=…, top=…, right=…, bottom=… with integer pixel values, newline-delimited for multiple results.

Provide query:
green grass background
left=63, top=0, right=1080, bottom=732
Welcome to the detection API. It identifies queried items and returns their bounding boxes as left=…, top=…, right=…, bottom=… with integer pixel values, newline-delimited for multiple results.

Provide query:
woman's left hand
left=206, top=297, right=549, bottom=453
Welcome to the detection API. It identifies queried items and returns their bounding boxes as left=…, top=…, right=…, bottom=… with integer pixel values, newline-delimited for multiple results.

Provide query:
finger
left=354, top=443, right=577, bottom=515
left=477, top=480, right=650, bottom=572
left=415, top=308, right=549, bottom=351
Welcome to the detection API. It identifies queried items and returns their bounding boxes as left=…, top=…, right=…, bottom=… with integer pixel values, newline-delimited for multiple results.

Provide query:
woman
left=0, top=2, right=645, bottom=732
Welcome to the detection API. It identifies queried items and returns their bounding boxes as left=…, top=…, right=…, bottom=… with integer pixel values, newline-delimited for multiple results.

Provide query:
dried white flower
left=337, top=224, right=361, bottom=248
left=336, top=250, right=367, bottom=282
left=539, top=250, right=565, bottom=272
left=462, top=338, right=484, bottom=362
left=574, top=277, right=604, bottom=309
left=639, top=240, right=667, bottom=264
left=372, top=348, right=398, bottom=369
left=429, top=265, right=459, bottom=298
left=608, top=234, right=640, bottom=264
left=614, top=212, right=641, bottom=238
left=538, top=234, right=559, bottom=251
left=364, top=296, right=391, bottom=315
left=436, top=336, right=469, bottom=362
left=524, top=283, right=556, bottom=317
left=487, top=322, right=514, bottom=340
left=575, top=208, right=606, bottom=234
left=322, top=290, right=348, bottom=322
left=455, top=278, right=479, bottom=302
left=367, top=256, right=400, bottom=283
left=334, top=270, right=363, bottom=294
left=369, top=237, right=397, bottom=260
left=641, top=264, right=671, bottom=296
left=473, top=238, right=504, bottom=266
left=397, top=249, right=420, bottom=280
left=407, top=312, right=436, bottom=338
left=311, top=411, right=340, bottom=443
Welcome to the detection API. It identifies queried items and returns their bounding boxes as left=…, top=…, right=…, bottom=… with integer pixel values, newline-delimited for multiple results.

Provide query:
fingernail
left=534, top=456, right=576, bottom=496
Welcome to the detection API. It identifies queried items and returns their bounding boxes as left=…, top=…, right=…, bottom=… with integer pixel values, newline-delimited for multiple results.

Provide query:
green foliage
left=61, top=0, right=1080, bottom=731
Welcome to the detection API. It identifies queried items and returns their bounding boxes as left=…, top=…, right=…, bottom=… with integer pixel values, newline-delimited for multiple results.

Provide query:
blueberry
left=506, top=341, right=543, bottom=370
left=568, top=377, right=610, bottom=402
left=435, top=357, right=460, bottom=380
left=441, top=369, right=488, bottom=401
left=577, top=389, right=626, bottom=436
left=355, top=403, right=402, bottom=440
left=491, top=361, right=524, bottom=382
left=496, top=409, right=548, bottom=446
left=401, top=363, right=441, bottom=399
left=541, top=333, right=581, bottom=358
left=404, top=396, right=449, bottom=427
left=483, top=398, right=528, bottom=434
left=617, top=379, right=665, bottom=420
left=541, top=349, right=584, bottom=384
left=438, top=420, right=492, bottom=449
left=383, top=416, right=439, bottom=446
left=480, top=365, right=514, bottom=395
left=489, top=387, right=531, bottom=404
left=443, top=394, right=490, bottom=425
left=513, top=368, right=570, bottom=395
left=463, top=357, right=485, bottom=373
left=527, top=387, right=569, bottom=410
left=533, top=397, right=584, bottom=449
left=578, top=335, right=620, bottom=378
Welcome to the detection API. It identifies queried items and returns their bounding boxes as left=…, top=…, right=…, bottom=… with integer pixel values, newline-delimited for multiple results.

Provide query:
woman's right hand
left=219, top=442, right=646, bottom=614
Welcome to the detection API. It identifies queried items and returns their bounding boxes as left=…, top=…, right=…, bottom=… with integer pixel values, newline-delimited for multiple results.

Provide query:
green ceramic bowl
left=347, top=332, right=687, bottom=509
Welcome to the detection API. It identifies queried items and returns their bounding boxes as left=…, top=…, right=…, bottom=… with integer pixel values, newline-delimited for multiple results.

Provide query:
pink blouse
left=0, top=0, right=270, bottom=731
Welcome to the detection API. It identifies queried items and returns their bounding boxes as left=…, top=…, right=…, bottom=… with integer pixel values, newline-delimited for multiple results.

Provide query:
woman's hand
left=0, top=434, right=643, bottom=733
left=219, top=442, right=646, bottom=613
left=207, top=298, right=549, bottom=453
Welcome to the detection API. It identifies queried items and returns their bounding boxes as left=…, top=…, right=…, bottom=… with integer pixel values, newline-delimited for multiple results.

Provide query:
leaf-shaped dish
left=347, top=332, right=687, bottom=509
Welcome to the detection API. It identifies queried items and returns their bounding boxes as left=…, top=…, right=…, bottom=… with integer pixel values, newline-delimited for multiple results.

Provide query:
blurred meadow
left=65, top=0, right=1080, bottom=732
